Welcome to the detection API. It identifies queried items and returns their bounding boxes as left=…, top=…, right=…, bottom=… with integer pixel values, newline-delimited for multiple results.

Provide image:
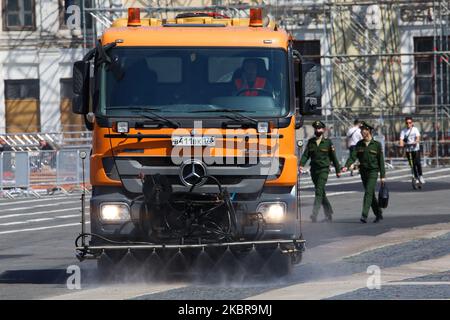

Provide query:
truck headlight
left=100, top=203, right=130, bottom=223
left=113, top=121, right=129, bottom=133
left=257, top=121, right=269, bottom=133
left=256, top=202, right=286, bottom=223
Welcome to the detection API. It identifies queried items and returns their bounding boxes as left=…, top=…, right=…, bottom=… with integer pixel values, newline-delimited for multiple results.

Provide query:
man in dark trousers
left=300, top=120, right=341, bottom=223
left=342, top=122, right=386, bottom=223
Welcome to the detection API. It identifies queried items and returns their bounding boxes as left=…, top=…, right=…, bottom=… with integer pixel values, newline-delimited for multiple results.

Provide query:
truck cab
left=73, top=8, right=318, bottom=277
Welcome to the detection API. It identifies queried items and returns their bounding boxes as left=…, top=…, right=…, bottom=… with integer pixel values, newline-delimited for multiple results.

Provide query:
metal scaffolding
left=267, top=0, right=450, bottom=165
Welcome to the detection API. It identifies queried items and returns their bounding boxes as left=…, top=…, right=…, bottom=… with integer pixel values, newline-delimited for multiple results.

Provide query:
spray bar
left=77, top=239, right=304, bottom=251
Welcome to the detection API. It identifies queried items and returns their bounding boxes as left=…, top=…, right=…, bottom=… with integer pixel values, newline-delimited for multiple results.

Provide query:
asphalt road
left=1, top=166, right=450, bottom=300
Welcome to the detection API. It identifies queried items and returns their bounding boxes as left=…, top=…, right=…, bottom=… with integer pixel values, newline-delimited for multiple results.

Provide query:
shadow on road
left=0, top=269, right=68, bottom=284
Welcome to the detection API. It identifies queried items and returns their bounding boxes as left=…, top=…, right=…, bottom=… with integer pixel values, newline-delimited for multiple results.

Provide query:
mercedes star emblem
left=179, top=159, right=207, bottom=187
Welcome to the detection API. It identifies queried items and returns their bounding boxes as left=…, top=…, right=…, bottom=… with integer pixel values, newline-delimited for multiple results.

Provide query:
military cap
left=360, top=121, right=374, bottom=131
left=312, top=120, right=326, bottom=129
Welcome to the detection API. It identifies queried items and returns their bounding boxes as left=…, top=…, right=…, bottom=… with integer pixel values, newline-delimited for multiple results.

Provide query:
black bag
left=378, top=183, right=389, bottom=209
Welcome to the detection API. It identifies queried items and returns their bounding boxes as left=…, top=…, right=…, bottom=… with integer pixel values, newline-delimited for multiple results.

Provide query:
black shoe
left=310, top=215, right=317, bottom=223
left=321, top=216, right=333, bottom=223
left=360, top=217, right=367, bottom=223
left=373, top=216, right=382, bottom=223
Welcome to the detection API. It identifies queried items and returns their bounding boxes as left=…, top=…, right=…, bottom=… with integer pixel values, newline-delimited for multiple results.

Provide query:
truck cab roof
left=102, top=26, right=289, bottom=48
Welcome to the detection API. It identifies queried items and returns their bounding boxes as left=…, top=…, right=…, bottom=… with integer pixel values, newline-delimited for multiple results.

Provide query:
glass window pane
left=103, top=47, right=289, bottom=118
left=415, top=38, right=433, bottom=52
left=7, top=14, right=20, bottom=26
left=146, top=57, right=182, bottom=83
left=7, top=0, right=20, bottom=11
left=417, top=61, right=432, bottom=75
left=60, top=79, right=73, bottom=99
left=417, top=78, right=432, bottom=94
left=24, top=13, right=33, bottom=26
left=418, top=95, right=433, bottom=105
left=5, top=80, right=39, bottom=99
left=23, top=0, right=32, bottom=11
left=5, top=82, right=21, bottom=99
left=209, top=57, right=256, bottom=83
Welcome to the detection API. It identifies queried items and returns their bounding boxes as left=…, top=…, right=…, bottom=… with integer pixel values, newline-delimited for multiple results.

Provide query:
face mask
left=314, top=130, right=323, bottom=137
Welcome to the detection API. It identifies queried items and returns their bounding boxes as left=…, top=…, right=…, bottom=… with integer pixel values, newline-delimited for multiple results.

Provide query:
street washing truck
left=73, top=7, right=319, bottom=278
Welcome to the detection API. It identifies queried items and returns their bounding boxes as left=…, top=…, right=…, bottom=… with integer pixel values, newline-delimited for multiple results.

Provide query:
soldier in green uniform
left=300, top=121, right=341, bottom=222
left=342, top=122, right=386, bottom=223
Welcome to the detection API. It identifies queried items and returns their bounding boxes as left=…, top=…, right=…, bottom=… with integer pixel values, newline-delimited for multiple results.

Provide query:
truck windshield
left=99, top=47, right=289, bottom=118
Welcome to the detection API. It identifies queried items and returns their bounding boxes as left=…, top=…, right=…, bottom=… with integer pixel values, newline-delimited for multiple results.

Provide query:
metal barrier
left=0, top=152, right=38, bottom=198
left=0, top=150, right=91, bottom=199
left=57, top=150, right=88, bottom=194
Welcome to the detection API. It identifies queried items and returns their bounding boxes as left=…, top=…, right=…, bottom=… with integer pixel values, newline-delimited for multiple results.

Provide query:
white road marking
left=55, top=214, right=79, bottom=219
left=319, top=168, right=413, bottom=182
left=27, top=218, right=54, bottom=223
left=0, top=200, right=81, bottom=212
left=0, top=222, right=90, bottom=235
left=301, top=191, right=358, bottom=198
left=0, top=214, right=82, bottom=226
left=0, top=207, right=88, bottom=220
left=0, top=194, right=81, bottom=206
left=384, top=281, right=450, bottom=286
left=421, top=174, right=450, bottom=181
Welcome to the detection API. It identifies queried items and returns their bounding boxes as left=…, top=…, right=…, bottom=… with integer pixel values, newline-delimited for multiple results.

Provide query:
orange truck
left=73, top=7, right=318, bottom=277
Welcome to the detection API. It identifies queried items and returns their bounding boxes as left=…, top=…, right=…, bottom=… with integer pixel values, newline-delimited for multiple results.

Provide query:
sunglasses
left=406, top=121, right=413, bottom=124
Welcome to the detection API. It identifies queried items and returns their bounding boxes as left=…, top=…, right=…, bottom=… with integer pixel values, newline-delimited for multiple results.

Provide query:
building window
left=4, top=79, right=40, bottom=133
left=59, top=0, right=93, bottom=30
left=414, top=37, right=450, bottom=106
left=60, top=78, right=83, bottom=131
left=2, top=0, right=35, bottom=31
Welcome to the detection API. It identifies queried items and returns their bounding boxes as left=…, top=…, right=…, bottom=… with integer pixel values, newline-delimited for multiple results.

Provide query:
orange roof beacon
left=72, top=7, right=317, bottom=277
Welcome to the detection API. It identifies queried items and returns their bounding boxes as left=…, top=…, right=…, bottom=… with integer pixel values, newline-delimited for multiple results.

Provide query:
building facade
left=1, top=0, right=449, bottom=143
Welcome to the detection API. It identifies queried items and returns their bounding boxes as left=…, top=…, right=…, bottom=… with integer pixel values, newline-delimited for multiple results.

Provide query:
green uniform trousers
left=311, top=168, right=333, bottom=218
left=360, top=169, right=382, bottom=219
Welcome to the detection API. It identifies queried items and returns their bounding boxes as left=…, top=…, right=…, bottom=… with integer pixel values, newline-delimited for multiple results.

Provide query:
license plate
left=172, top=136, right=215, bottom=146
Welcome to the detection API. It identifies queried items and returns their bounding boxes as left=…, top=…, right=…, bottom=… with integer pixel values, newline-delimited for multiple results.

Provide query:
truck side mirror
left=297, top=62, right=321, bottom=116
left=72, top=60, right=90, bottom=115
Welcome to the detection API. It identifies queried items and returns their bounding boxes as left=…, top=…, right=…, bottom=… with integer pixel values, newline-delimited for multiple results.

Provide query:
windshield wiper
left=140, top=108, right=181, bottom=129
left=192, top=108, right=258, bottom=124
left=108, top=106, right=180, bottom=128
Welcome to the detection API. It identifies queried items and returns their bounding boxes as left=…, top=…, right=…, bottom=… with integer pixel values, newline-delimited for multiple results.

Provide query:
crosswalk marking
left=301, top=191, right=358, bottom=198
left=0, top=222, right=90, bottom=235
left=0, top=194, right=80, bottom=206
left=0, top=200, right=81, bottom=212
left=0, top=215, right=83, bottom=226
left=0, top=207, right=88, bottom=220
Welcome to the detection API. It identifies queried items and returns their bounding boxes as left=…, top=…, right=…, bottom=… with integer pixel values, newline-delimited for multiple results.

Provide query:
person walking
left=399, top=117, right=424, bottom=185
left=346, top=119, right=363, bottom=176
left=300, top=120, right=341, bottom=223
left=342, top=122, right=385, bottom=223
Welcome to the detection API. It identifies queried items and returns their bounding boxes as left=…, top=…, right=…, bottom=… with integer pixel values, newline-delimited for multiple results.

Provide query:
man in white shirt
left=399, top=117, right=424, bottom=184
left=346, top=119, right=363, bottom=175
